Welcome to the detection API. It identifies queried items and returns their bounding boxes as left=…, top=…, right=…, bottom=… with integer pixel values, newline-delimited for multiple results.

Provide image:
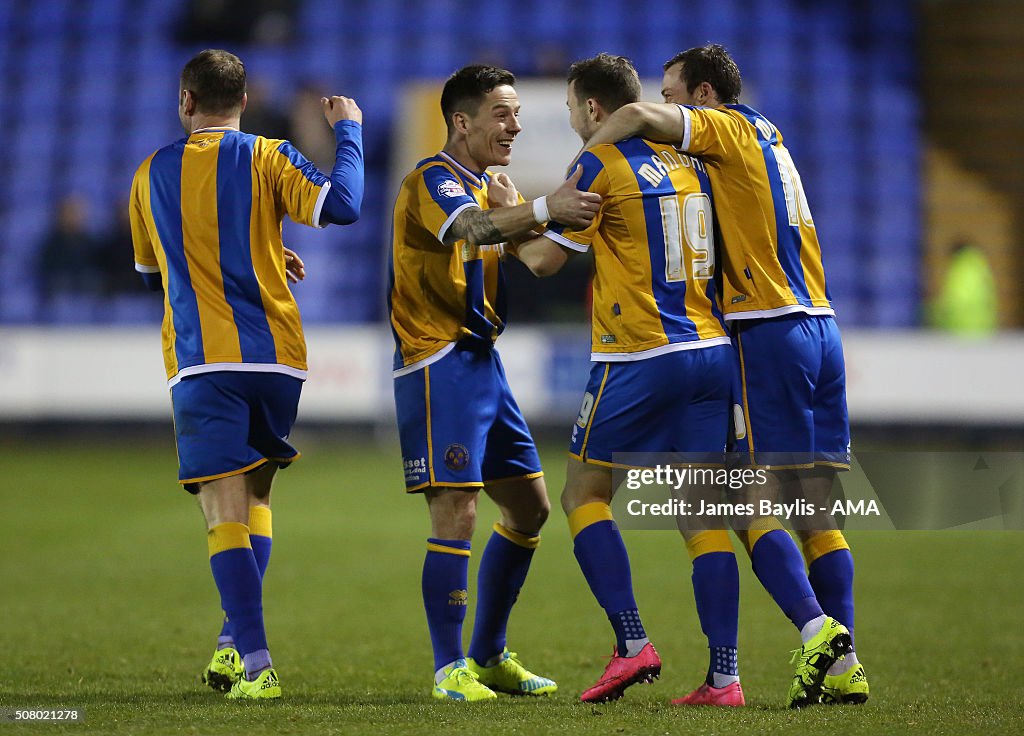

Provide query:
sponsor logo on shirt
left=438, top=179, right=466, bottom=198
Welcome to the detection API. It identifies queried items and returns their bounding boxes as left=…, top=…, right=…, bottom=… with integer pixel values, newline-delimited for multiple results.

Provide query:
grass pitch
left=1, top=432, right=1022, bottom=734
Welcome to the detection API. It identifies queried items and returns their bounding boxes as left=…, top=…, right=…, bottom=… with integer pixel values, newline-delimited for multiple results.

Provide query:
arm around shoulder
left=584, top=102, right=686, bottom=150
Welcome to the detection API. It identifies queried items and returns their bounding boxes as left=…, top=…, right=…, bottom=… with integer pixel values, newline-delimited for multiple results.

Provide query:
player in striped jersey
left=129, top=49, right=364, bottom=699
left=583, top=44, right=865, bottom=707
left=389, top=65, right=600, bottom=702
left=512, top=53, right=738, bottom=704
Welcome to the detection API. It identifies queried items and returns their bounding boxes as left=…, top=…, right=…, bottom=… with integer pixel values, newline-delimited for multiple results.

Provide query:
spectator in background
left=175, top=0, right=298, bottom=46
left=286, top=82, right=337, bottom=170
left=37, top=195, right=103, bottom=301
left=241, top=80, right=290, bottom=140
left=93, top=201, right=143, bottom=297
left=930, top=241, right=998, bottom=335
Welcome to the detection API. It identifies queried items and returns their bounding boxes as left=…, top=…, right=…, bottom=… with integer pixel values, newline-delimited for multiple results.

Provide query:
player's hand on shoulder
left=487, top=172, right=519, bottom=209
left=322, top=95, right=362, bottom=127
left=546, top=165, right=601, bottom=229
left=283, top=247, right=306, bottom=283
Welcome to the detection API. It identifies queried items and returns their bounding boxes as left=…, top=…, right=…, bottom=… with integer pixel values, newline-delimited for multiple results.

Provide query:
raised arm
left=582, top=102, right=685, bottom=151
left=318, top=95, right=364, bottom=225
left=445, top=165, right=600, bottom=246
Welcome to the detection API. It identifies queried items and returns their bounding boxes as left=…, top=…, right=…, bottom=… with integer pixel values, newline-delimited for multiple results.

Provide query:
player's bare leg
left=198, top=473, right=251, bottom=529
left=484, top=474, right=550, bottom=537
left=246, top=461, right=276, bottom=505
left=563, top=458, right=660, bottom=702
left=425, top=486, right=479, bottom=539
left=561, top=457, right=613, bottom=515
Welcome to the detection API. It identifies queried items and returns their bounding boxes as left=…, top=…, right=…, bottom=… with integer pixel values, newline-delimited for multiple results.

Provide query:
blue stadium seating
left=0, top=0, right=920, bottom=327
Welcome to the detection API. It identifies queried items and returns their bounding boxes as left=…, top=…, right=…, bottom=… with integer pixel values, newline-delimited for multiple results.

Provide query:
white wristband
left=532, top=195, right=550, bottom=224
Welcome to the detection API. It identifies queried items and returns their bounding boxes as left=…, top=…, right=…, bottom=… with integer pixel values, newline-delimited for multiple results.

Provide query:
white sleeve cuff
left=313, top=181, right=331, bottom=228
left=677, top=104, right=692, bottom=151
left=135, top=263, right=160, bottom=273
left=437, top=202, right=479, bottom=242
left=543, top=229, right=589, bottom=253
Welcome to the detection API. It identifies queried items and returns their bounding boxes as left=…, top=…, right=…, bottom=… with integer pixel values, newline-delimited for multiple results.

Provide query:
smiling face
left=459, top=84, right=521, bottom=169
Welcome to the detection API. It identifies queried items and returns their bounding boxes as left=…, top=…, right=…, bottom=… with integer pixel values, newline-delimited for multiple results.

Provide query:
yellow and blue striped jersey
left=677, top=104, right=833, bottom=321
left=543, top=137, right=728, bottom=361
left=130, top=127, right=329, bottom=384
left=389, top=151, right=507, bottom=375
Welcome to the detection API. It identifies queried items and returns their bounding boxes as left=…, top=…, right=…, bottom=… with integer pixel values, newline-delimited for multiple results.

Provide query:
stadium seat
left=0, top=0, right=921, bottom=327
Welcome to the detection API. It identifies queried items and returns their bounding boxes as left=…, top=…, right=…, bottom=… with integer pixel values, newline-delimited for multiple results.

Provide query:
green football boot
left=226, top=668, right=282, bottom=700
left=432, top=659, right=498, bottom=702
left=467, top=649, right=557, bottom=696
left=821, top=662, right=869, bottom=705
left=787, top=616, right=853, bottom=708
left=201, top=647, right=244, bottom=692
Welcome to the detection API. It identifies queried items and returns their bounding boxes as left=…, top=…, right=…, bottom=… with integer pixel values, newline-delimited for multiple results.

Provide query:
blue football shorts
left=170, top=371, right=303, bottom=493
left=568, top=345, right=733, bottom=467
left=393, top=342, right=543, bottom=492
left=732, top=313, right=850, bottom=469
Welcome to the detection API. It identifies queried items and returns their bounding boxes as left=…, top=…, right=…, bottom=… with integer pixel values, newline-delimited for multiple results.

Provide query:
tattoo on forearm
left=447, top=209, right=503, bottom=246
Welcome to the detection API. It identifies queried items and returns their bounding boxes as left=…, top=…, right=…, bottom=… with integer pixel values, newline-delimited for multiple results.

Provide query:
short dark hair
left=180, top=49, right=246, bottom=115
left=567, top=53, right=641, bottom=113
left=440, top=65, right=516, bottom=132
left=664, top=44, right=742, bottom=104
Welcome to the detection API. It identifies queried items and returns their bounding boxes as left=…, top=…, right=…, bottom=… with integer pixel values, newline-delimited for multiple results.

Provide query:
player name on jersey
left=636, top=148, right=707, bottom=188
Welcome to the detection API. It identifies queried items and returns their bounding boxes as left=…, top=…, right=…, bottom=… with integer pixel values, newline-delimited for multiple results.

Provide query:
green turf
left=2, top=434, right=1022, bottom=734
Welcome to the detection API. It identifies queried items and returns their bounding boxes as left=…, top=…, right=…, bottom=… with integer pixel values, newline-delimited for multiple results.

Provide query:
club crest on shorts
left=444, top=443, right=469, bottom=471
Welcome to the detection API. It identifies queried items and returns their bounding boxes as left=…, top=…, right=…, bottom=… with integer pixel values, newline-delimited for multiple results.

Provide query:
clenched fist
left=487, top=172, right=519, bottom=209
left=322, top=95, right=362, bottom=127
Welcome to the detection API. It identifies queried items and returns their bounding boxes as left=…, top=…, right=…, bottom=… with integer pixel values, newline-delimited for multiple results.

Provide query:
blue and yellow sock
left=744, top=518, right=823, bottom=633
left=248, top=506, right=274, bottom=577
left=468, top=523, right=539, bottom=664
left=218, top=506, right=273, bottom=648
left=804, top=531, right=855, bottom=646
left=208, top=522, right=270, bottom=679
left=687, top=531, right=740, bottom=687
left=423, top=538, right=471, bottom=676
left=569, top=502, right=647, bottom=657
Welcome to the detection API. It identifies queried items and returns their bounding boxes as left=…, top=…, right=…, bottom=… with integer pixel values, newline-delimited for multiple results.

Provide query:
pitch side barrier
left=0, top=327, right=1021, bottom=428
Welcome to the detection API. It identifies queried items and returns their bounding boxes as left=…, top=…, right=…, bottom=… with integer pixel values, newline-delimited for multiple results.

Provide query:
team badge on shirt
left=438, top=180, right=466, bottom=198
left=444, top=443, right=469, bottom=471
